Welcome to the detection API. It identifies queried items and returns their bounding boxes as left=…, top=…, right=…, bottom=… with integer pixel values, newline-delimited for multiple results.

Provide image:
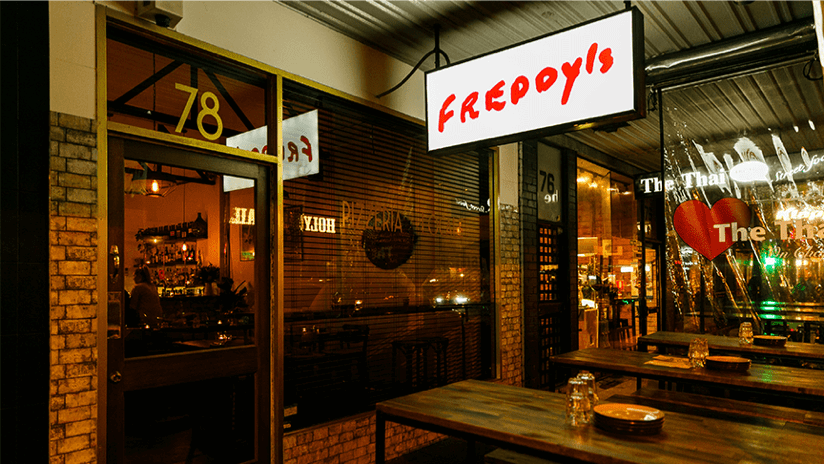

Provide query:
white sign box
left=226, top=110, right=320, bottom=180
left=426, top=9, right=644, bottom=154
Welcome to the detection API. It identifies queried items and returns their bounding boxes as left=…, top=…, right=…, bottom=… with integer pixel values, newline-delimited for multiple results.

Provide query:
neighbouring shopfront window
left=280, top=80, right=494, bottom=430
left=664, top=60, right=824, bottom=342
left=577, top=159, right=639, bottom=349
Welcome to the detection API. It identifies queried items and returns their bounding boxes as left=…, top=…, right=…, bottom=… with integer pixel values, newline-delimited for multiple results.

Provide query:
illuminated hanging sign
left=425, top=8, right=644, bottom=155
left=226, top=110, right=319, bottom=180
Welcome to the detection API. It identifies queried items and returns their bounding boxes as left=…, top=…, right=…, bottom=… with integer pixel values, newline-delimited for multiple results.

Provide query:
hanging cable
left=803, top=50, right=823, bottom=81
left=376, top=25, right=450, bottom=98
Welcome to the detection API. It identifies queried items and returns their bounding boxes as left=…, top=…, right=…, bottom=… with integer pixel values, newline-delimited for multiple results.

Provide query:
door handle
left=109, top=371, right=122, bottom=383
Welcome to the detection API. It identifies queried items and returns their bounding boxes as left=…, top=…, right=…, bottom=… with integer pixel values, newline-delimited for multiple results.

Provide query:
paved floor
left=386, top=376, right=646, bottom=464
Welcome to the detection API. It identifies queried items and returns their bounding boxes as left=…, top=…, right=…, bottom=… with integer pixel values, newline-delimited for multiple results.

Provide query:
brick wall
left=498, top=204, right=522, bottom=386
left=49, top=112, right=99, bottom=464
left=284, top=413, right=444, bottom=464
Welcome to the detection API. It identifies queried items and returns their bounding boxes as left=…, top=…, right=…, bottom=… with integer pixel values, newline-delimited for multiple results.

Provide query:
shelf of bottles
left=538, top=224, right=560, bottom=302
left=136, top=213, right=209, bottom=295
left=135, top=212, right=208, bottom=241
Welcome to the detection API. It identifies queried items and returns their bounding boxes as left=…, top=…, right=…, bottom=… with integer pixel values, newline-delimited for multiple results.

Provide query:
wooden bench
left=609, top=387, right=824, bottom=428
left=484, top=448, right=559, bottom=464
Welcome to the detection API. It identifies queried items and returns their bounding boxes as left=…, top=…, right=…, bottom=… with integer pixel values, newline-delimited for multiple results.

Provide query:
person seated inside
left=130, top=266, right=163, bottom=329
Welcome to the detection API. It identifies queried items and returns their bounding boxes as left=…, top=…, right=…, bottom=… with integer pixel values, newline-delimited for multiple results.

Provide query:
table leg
left=376, top=411, right=385, bottom=464
left=465, top=439, right=476, bottom=464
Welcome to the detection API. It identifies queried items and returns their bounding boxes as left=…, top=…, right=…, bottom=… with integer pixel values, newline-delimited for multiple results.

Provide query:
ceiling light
left=729, top=160, right=769, bottom=183
left=810, top=119, right=816, bottom=131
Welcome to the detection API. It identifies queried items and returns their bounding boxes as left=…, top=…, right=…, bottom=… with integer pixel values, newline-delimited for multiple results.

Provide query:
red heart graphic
left=673, top=198, right=751, bottom=260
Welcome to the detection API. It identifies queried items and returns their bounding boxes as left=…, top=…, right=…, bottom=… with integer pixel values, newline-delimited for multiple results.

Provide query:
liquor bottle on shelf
left=192, top=212, right=207, bottom=238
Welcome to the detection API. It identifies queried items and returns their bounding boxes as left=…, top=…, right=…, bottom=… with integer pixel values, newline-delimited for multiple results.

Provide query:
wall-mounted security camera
left=136, top=1, right=183, bottom=29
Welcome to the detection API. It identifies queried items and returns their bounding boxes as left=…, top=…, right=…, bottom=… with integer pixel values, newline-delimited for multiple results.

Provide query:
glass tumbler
left=739, top=322, right=754, bottom=345
left=565, top=377, right=590, bottom=426
left=576, top=371, right=599, bottom=423
left=688, top=338, right=708, bottom=368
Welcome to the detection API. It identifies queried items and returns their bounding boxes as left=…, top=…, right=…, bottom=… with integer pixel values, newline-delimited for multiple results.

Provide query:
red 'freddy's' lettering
left=511, top=76, right=529, bottom=105
left=436, top=42, right=616, bottom=134
left=586, top=43, right=598, bottom=74
left=561, top=58, right=582, bottom=105
left=286, top=142, right=298, bottom=162
left=439, top=94, right=456, bottom=133
left=300, top=135, right=312, bottom=161
left=536, top=67, right=558, bottom=92
left=599, top=49, right=614, bottom=73
left=485, top=81, right=506, bottom=112
left=461, top=92, right=480, bottom=122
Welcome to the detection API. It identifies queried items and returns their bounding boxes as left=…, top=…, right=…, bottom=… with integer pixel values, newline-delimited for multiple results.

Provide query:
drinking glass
left=739, top=322, right=754, bottom=345
left=576, top=371, right=599, bottom=423
left=565, top=377, right=590, bottom=426
left=688, top=338, right=708, bottom=368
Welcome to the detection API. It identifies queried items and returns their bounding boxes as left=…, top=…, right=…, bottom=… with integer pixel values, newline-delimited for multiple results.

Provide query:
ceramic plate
left=593, top=403, right=664, bottom=422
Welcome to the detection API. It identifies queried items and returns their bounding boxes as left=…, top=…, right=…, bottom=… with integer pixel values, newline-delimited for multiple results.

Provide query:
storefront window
left=577, top=159, right=639, bottom=348
left=663, top=60, right=824, bottom=341
left=280, top=80, right=494, bottom=429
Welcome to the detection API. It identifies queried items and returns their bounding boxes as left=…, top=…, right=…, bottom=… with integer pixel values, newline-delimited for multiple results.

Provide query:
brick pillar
left=498, top=205, right=522, bottom=386
left=49, top=112, right=99, bottom=464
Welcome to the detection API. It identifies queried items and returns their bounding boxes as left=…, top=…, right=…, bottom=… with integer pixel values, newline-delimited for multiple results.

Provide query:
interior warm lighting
left=151, top=179, right=160, bottom=193
left=620, top=266, right=633, bottom=273
left=577, top=176, right=589, bottom=183
left=794, top=125, right=800, bottom=132
left=729, top=160, right=769, bottom=183
left=182, top=244, right=187, bottom=251
left=810, top=119, right=816, bottom=130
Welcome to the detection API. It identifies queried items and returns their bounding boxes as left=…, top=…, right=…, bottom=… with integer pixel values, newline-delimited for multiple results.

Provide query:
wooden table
left=638, top=331, right=824, bottom=363
left=375, top=379, right=824, bottom=464
left=550, top=348, right=824, bottom=399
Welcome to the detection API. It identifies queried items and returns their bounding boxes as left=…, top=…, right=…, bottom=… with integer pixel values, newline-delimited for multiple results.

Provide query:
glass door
left=107, top=137, right=271, bottom=463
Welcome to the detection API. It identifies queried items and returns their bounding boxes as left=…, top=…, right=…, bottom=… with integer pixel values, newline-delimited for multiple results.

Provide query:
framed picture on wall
left=284, top=206, right=303, bottom=260
left=241, top=223, right=255, bottom=261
